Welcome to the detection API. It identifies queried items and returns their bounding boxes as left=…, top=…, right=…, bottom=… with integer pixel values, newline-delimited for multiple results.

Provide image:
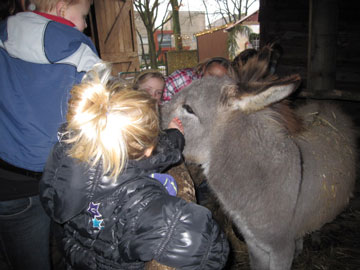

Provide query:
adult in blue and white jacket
left=0, top=1, right=100, bottom=269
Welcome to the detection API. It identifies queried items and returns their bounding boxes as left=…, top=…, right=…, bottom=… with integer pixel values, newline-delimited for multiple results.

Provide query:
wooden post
left=307, top=0, right=338, bottom=92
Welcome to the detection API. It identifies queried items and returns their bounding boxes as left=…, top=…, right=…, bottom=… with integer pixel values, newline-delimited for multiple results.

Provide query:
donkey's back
left=293, top=101, right=356, bottom=235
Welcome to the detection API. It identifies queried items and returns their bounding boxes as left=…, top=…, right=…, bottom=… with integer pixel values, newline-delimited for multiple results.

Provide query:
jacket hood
left=2, top=12, right=55, bottom=63
left=1, top=12, right=98, bottom=72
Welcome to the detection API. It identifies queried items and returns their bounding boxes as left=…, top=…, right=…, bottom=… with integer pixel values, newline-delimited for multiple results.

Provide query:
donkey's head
left=161, top=46, right=302, bottom=171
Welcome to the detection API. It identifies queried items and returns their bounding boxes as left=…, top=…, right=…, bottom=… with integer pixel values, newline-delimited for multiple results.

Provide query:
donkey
left=161, top=47, right=357, bottom=270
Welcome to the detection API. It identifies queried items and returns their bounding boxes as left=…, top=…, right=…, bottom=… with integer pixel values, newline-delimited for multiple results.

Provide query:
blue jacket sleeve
left=121, top=195, right=229, bottom=269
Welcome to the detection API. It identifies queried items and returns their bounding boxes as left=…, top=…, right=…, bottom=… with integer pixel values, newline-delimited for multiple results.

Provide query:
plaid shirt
left=163, top=68, right=200, bottom=103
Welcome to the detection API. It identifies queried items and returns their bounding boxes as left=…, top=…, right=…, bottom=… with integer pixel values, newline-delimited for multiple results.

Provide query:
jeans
left=0, top=195, right=51, bottom=270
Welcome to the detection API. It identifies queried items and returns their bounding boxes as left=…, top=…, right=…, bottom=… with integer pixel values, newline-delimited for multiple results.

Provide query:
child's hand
left=168, top=117, right=184, bottom=135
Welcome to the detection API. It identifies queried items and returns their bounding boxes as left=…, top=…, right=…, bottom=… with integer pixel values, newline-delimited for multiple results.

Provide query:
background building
left=196, top=10, right=259, bottom=61
left=134, top=11, right=205, bottom=66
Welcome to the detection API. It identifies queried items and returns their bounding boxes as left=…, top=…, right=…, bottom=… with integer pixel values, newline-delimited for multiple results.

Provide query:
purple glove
left=150, top=173, right=178, bottom=196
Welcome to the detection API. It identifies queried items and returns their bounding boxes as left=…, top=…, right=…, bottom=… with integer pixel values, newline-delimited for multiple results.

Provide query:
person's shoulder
left=44, top=20, right=96, bottom=53
left=6, top=12, right=51, bottom=33
left=45, top=20, right=90, bottom=43
left=3, top=12, right=48, bottom=37
left=168, top=68, right=195, bottom=78
left=43, top=22, right=99, bottom=71
left=165, top=67, right=198, bottom=93
left=166, top=68, right=197, bottom=84
left=10, top=11, right=48, bottom=22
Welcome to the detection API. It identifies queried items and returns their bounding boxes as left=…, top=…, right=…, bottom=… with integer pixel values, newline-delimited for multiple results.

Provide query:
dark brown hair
left=195, top=57, right=236, bottom=79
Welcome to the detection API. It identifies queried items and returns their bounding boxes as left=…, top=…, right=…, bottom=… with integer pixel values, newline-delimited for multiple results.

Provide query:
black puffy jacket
left=40, top=129, right=229, bottom=269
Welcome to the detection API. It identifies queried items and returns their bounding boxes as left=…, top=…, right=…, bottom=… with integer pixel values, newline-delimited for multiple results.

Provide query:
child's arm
left=121, top=195, right=229, bottom=269
left=149, top=117, right=185, bottom=172
left=156, top=117, right=185, bottom=156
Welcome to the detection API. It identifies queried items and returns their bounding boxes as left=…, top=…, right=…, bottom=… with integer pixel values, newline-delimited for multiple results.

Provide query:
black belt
left=0, top=158, right=43, bottom=180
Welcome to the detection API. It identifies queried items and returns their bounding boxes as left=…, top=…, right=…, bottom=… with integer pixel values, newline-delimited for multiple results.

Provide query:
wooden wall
left=259, top=0, right=309, bottom=85
left=90, top=0, right=140, bottom=76
left=336, top=0, right=360, bottom=93
left=259, top=0, right=360, bottom=101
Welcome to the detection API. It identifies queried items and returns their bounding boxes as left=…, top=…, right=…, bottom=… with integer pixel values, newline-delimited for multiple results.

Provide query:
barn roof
left=225, top=10, right=259, bottom=31
left=195, top=10, right=259, bottom=37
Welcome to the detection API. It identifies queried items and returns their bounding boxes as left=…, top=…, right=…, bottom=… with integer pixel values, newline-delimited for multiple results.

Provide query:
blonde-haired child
left=133, top=70, right=166, bottom=104
left=65, top=73, right=160, bottom=178
left=39, top=63, right=229, bottom=269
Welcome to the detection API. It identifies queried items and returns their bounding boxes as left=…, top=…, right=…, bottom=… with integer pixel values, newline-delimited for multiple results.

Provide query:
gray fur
left=161, top=75, right=356, bottom=270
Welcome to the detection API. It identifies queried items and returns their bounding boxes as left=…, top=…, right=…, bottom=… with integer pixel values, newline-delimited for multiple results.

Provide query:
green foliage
left=227, top=24, right=252, bottom=60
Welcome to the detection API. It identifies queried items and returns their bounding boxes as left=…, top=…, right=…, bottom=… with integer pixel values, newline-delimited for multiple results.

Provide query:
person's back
left=0, top=1, right=100, bottom=269
left=40, top=63, right=229, bottom=269
left=0, top=1, right=99, bottom=172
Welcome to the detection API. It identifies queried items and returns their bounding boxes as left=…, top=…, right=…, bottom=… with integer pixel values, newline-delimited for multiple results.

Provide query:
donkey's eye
left=182, top=104, right=194, bottom=114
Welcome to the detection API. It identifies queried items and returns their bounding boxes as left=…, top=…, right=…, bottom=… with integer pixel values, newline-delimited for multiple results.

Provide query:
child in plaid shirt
left=162, top=68, right=199, bottom=103
left=162, top=57, right=236, bottom=103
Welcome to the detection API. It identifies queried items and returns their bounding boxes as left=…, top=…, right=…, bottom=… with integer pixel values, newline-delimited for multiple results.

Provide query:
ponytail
left=64, top=62, right=160, bottom=180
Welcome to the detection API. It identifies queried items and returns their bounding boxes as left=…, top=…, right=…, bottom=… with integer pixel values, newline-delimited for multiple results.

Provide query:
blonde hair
left=32, top=0, right=92, bottom=12
left=133, top=70, right=165, bottom=90
left=64, top=63, right=160, bottom=180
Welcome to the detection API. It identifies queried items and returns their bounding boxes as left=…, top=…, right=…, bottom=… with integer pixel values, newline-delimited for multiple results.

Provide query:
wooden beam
left=93, top=0, right=139, bottom=72
left=307, top=0, right=338, bottom=92
left=298, top=88, right=360, bottom=102
left=100, top=52, right=139, bottom=62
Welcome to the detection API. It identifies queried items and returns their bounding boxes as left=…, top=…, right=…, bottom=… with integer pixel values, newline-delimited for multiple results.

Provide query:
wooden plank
left=101, top=52, right=139, bottom=60
left=93, top=0, right=139, bottom=75
left=260, top=0, right=360, bottom=98
left=307, top=0, right=338, bottom=92
left=298, top=88, right=360, bottom=102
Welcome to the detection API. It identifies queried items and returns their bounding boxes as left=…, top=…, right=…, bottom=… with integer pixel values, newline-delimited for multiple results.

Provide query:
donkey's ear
left=226, top=74, right=301, bottom=113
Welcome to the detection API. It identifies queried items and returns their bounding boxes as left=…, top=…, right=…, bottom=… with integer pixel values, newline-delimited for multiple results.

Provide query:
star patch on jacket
left=87, top=202, right=105, bottom=230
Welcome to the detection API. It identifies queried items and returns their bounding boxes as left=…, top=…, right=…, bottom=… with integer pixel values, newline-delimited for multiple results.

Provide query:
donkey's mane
left=238, top=45, right=304, bottom=136
left=271, top=101, right=305, bottom=136
left=238, top=45, right=275, bottom=84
